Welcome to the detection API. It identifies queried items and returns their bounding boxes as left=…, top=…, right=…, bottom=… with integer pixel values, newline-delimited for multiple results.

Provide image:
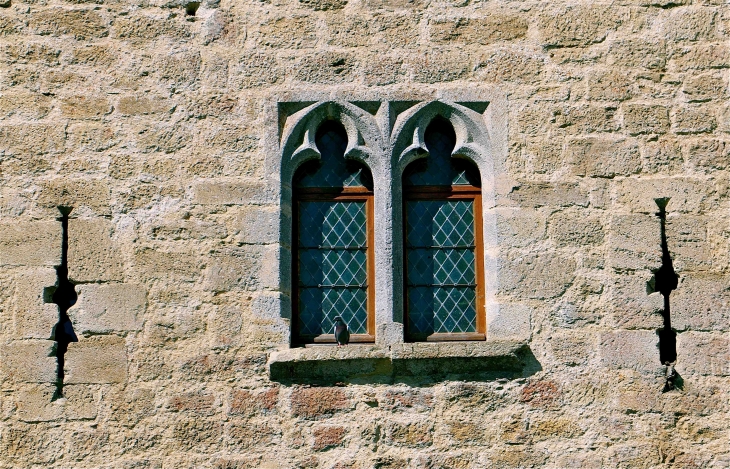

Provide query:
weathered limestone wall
left=0, top=0, right=728, bottom=467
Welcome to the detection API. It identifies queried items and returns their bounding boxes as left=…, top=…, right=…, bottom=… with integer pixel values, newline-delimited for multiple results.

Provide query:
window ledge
left=268, top=341, right=534, bottom=383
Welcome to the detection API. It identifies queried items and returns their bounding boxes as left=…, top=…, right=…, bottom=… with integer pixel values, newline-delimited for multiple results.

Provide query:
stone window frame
left=264, top=88, right=521, bottom=361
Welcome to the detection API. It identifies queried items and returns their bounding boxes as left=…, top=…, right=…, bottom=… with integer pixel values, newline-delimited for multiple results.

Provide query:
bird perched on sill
left=333, top=316, right=350, bottom=346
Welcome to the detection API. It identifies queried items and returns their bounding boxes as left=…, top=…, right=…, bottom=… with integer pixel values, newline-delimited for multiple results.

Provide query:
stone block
left=607, top=39, right=666, bottom=71
left=193, top=180, right=276, bottom=205
left=15, top=383, right=97, bottom=422
left=606, top=214, right=661, bottom=271
left=117, top=95, right=170, bottom=116
left=36, top=179, right=111, bottom=216
left=547, top=210, right=604, bottom=248
left=173, top=418, right=224, bottom=451
left=607, top=273, right=664, bottom=329
left=600, top=330, right=661, bottom=372
left=372, top=13, right=419, bottom=47
left=60, top=95, right=112, bottom=119
left=296, top=52, right=358, bottom=84
left=662, top=7, right=719, bottom=42
left=230, top=53, right=282, bottom=89
left=0, top=92, right=52, bottom=119
left=0, top=423, right=66, bottom=465
left=429, top=16, right=527, bottom=45
left=203, top=247, right=266, bottom=292
left=69, top=45, right=117, bottom=67
left=675, top=332, right=729, bottom=376
left=486, top=303, right=531, bottom=341
left=64, top=335, right=127, bottom=384
left=612, top=177, right=720, bottom=214
left=506, top=182, right=589, bottom=208
left=325, top=15, right=370, bottom=47
left=157, top=50, right=201, bottom=87
left=623, top=104, right=670, bottom=135
left=475, top=49, right=543, bottom=84
left=670, top=43, right=730, bottom=72
left=29, top=8, right=108, bottom=40
left=229, top=206, right=279, bottom=245
left=672, top=274, right=730, bottom=331
left=641, top=138, right=683, bottom=175
left=168, top=392, right=216, bottom=415
left=364, top=55, right=406, bottom=85
left=134, top=248, right=201, bottom=282
left=258, top=16, right=316, bottom=48
left=3, top=43, right=61, bottom=65
left=683, top=72, right=726, bottom=102
left=312, top=425, right=346, bottom=450
left=299, top=0, right=346, bottom=10
left=69, top=283, right=146, bottom=334
left=410, top=53, right=469, bottom=84
left=0, top=124, right=65, bottom=156
left=229, top=388, right=278, bottom=416
left=553, top=105, right=620, bottom=134
left=67, top=218, right=123, bottom=283
left=586, top=70, right=634, bottom=101
left=538, top=5, right=623, bottom=47
left=114, top=15, right=191, bottom=42
left=524, top=138, right=563, bottom=174
left=0, top=340, right=56, bottom=383
left=228, top=421, right=279, bottom=449
left=12, top=268, right=58, bottom=339
left=549, top=331, right=595, bottom=367
left=67, top=122, right=118, bottom=152
left=135, top=122, right=193, bottom=154
left=495, top=208, right=546, bottom=248
left=685, top=139, right=729, bottom=172
left=290, top=387, right=350, bottom=419
left=363, top=0, right=426, bottom=10
left=385, top=420, right=433, bottom=447
left=566, top=136, right=641, bottom=177
left=672, top=107, right=717, bottom=134
left=666, top=215, right=712, bottom=272
left=0, top=222, right=60, bottom=267
left=499, top=252, right=576, bottom=299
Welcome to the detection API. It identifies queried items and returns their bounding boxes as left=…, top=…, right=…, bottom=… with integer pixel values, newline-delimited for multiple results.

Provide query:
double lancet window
left=281, top=98, right=498, bottom=346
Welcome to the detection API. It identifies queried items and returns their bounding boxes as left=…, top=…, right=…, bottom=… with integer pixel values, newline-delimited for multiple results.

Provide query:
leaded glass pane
left=297, top=200, right=368, bottom=338
left=406, top=199, right=478, bottom=335
left=406, top=200, right=474, bottom=247
left=294, top=122, right=372, bottom=189
left=299, top=287, right=368, bottom=336
left=299, top=202, right=367, bottom=248
left=407, top=287, right=477, bottom=334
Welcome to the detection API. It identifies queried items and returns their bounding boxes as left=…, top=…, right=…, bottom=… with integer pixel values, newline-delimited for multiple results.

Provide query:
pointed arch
left=280, top=101, right=383, bottom=186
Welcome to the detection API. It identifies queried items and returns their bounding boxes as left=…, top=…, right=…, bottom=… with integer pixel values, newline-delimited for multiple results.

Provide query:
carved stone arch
left=280, top=101, right=383, bottom=185
left=391, top=101, right=493, bottom=186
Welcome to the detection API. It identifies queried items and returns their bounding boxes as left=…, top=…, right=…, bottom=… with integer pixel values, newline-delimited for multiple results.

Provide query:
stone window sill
left=268, top=340, right=534, bottom=383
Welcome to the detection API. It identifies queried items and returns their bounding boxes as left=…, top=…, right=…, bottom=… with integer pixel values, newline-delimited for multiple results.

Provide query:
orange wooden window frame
left=292, top=186, right=375, bottom=345
left=403, top=185, right=486, bottom=342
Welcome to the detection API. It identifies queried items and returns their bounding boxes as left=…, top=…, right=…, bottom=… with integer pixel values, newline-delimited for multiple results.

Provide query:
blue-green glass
left=299, top=202, right=366, bottom=248
left=295, top=125, right=370, bottom=188
left=406, top=199, right=477, bottom=335
left=406, top=200, right=474, bottom=247
left=407, top=287, right=476, bottom=334
left=298, top=200, right=368, bottom=337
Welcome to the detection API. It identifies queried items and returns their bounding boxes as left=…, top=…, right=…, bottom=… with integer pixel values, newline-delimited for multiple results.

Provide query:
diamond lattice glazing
left=406, top=200, right=477, bottom=335
left=298, top=201, right=368, bottom=337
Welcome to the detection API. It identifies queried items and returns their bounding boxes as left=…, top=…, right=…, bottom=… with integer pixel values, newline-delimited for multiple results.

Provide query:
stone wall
left=0, top=0, right=728, bottom=467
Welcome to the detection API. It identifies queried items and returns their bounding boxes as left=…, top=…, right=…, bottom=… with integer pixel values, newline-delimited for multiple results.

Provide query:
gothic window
left=292, top=121, right=375, bottom=344
left=402, top=117, right=485, bottom=341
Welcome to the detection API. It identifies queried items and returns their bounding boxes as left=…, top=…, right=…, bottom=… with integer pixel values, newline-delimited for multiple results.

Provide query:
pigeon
left=333, top=316, right=350, bottom=346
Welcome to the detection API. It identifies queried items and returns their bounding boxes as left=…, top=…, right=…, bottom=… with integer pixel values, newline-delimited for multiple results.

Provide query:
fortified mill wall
left=0, top=0, right=729, bottom=467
